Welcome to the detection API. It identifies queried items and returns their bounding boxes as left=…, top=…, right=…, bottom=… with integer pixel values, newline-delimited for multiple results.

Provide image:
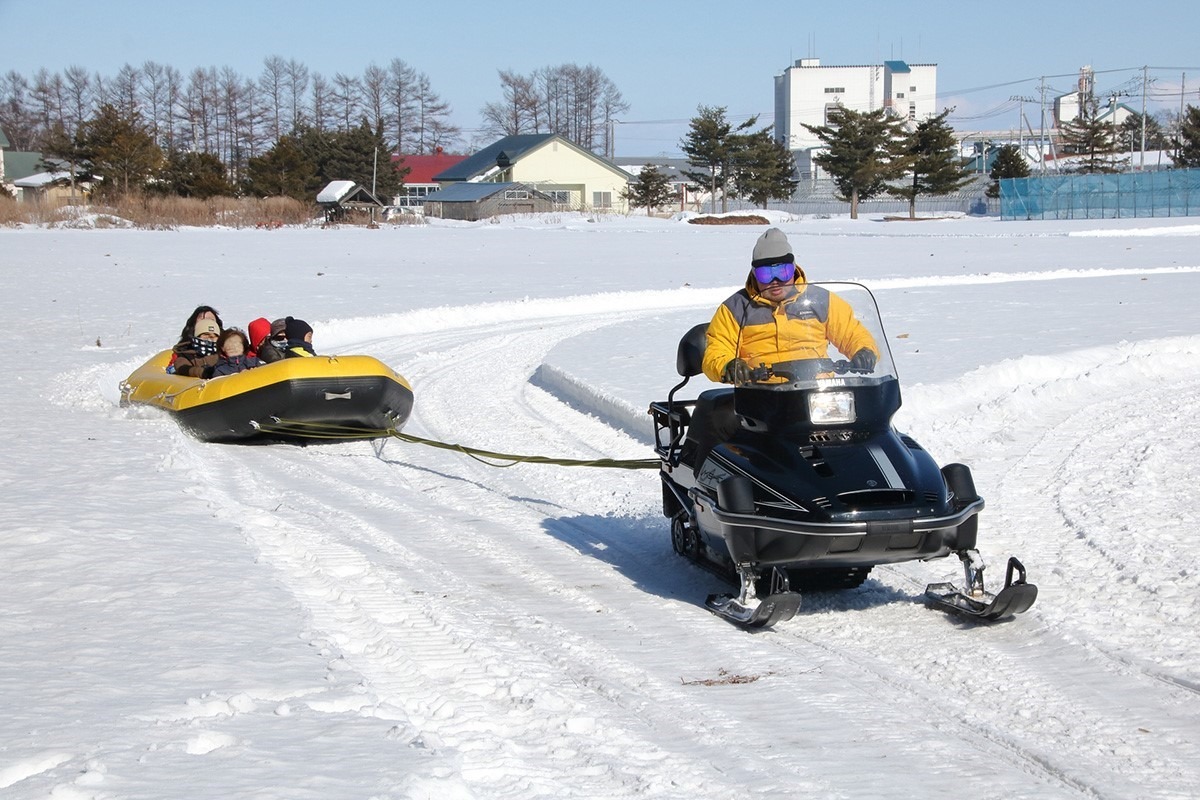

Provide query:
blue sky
left=2, top=0, right=1196, bottom=156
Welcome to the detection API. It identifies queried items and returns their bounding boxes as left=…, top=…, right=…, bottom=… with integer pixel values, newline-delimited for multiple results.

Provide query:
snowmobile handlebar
left=746, top=358, right=866, bottom=384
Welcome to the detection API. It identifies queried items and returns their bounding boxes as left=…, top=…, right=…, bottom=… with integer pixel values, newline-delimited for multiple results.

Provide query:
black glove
left=850, top=349, right=877, bottom=373
left=721, top=358, right=752, bottom=385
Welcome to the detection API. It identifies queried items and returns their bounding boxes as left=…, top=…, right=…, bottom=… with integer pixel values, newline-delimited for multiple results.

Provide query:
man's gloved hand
left=721, top=358, right=752, bottom=385
left=850, top=349, right=877, bottom=373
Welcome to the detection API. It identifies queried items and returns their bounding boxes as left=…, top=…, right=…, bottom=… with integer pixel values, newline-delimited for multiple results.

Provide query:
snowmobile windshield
left=742, top=282, right=897, bottom=390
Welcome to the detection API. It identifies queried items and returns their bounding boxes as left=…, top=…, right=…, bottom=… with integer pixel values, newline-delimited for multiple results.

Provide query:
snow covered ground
left=2, top=211, right=1199, bottom=799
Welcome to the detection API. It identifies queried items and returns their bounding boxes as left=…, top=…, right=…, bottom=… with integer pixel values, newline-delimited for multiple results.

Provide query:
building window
left=504, top=190, right=530, bottom=200
left=908, top=102, right=917, bottom=120
left=395, top=185, right=434, bottom=206
left=896, top=92, right=905, bottom=99
left=824, top=86, right=844, bottom=94
left=546, top=190, right=571, bottom=204
left=824, top=104, right=842, bottom=125
left=910, top=85, right=917, bottom=92
left=592, top=191, right=612, bottom=208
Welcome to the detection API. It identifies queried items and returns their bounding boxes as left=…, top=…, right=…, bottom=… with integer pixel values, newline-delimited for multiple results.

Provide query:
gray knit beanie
left=750, top=227, right=794, bottom=267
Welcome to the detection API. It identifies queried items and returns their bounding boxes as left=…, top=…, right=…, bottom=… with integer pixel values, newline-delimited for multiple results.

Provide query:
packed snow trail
left=136, top=292, right=1200, bottom=799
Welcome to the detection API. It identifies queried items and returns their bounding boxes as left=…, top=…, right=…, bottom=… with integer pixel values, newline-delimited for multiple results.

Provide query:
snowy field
left=2, top=211, right=1199, bottom=799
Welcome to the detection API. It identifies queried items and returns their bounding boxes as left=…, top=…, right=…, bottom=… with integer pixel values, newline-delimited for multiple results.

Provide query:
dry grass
left=688, top=214, right=771, bottom=225
left=1, top=194, right=320, bottom=229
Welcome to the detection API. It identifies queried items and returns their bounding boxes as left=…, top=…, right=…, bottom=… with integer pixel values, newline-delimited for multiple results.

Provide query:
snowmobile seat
left=686, top=388, right=738, bottom=474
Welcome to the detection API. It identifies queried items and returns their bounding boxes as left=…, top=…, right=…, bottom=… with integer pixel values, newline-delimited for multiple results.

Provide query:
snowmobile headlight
left=809, top=391, right=855, bottom=425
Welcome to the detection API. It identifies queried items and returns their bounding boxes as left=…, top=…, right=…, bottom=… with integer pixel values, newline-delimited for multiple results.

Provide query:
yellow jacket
left=702, top=272, right=879, bottom=383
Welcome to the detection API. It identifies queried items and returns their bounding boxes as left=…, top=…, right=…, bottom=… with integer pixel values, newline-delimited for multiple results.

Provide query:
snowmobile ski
left=925, top=554, right=1038, bottom=621
left=706, top=591, right=802, bottom=628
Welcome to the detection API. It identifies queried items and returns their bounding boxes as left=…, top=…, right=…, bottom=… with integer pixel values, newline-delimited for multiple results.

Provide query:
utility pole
left=1140, top=66, right=1149, bottom=170
left=1011, top=96, right=1036, bottom=153
left=1181, top=72, right=1188, bottom=162
left=1038, top=76, right=1047, bottom=173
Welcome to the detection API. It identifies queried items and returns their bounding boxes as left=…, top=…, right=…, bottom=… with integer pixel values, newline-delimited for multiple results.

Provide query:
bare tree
left=0, top=71, right=39, bottom=149
left=30, top=68, right=64, bottom=132
left=413, top=73, right=458, bottom=153
left=331, top=72, right=361, bottom=132
left=386, top=58, right=417, bottom=154
left=310, top=72, right=334, bottom=132
left=183, top=66, right=219, bottom=153
left=481, top=69, right=538, bottom=137
left=360, top=63, right=388, bottom=140
left=108, top=63, right=141, bottom=120
left=284, top=58, right=309, bottom=133
left=62, top=65, right=94, bottom=135
left=259, top=55, right=286, bottom=143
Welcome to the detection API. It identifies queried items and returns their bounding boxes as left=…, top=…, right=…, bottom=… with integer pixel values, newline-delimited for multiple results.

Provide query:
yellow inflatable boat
left=120, top=350, right=414, bottom=444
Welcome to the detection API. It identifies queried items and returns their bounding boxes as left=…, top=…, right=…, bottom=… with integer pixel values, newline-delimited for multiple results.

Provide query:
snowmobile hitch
left=925, top=551, right=1038, bottom=621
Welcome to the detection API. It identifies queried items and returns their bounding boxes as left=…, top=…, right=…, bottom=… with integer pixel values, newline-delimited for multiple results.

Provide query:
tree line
left=0, top=59, right=459, bottom=168
left=0, top=59, right=631, bottom=203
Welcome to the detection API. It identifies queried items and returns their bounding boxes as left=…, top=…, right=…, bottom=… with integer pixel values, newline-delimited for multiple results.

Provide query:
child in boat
left=283, top=317, right=316, bottom=358
left=172, top=319, right=222, bottom=377
left=211, top=329, right=263, bottom=377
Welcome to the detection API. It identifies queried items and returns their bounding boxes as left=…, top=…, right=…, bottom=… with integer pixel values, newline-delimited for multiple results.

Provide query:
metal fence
left=1000, top=169, right=1200, bottom=220
left=722, top=175, right=994, bottom=217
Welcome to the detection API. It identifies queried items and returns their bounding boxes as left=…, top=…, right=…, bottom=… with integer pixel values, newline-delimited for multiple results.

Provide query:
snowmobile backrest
left=677, top=323, right=708, bottom=377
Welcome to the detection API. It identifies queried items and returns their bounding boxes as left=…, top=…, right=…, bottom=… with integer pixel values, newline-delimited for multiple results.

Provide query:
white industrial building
left=774, top=58, right=939, bottom=176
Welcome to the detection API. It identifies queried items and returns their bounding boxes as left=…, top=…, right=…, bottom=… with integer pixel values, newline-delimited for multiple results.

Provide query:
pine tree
left=986, top=144, right=1031, bottom=198
left=802, top=107, right=910, bottom=219
left=244, top=133, right=317, bottom=200
left=680, top=105, right=754, bottom=213
left=1118, top=112, right=1166, bottom=152
left=730, top=127, right=799, bottom=208
left=888, top=109, right=974, bottom=218
left=322, top=120, right=405, bottom=199
left=1177, top=105, right=1200, bottom=169
left=620, top=165, right=675, bottom=215
left=1058, top=107, right=1126, bottom=174
left=157, top=150, right=232, bottom=198
left=37, top=121, right=90, bottom=203
left=76, top=103, right=162, bottom=196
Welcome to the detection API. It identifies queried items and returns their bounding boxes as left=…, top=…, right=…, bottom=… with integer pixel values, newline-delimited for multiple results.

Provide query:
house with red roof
left=390, top=147, right=467, bottom=210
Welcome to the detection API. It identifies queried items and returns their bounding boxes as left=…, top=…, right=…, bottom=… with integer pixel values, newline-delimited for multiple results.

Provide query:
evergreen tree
left=76, top=103, right=162, bottom=196
left=730, top=127, right=799, bottom=208
left=244, top=133, right=317, bottom=200
left=680, top=105, right=755, bottom=213
left=1118, top=112, right=1166, bottom=152
left=321, top=120, right=407, bottom=199
left=620, top=164, right=675, bottom=215
left=37, top=121, right=90, bottom=203
left=888, top=109, right=974, bottom=218
left=1177, top=105, right=1200, bottom=169
left=1058, top=108, right=1125, bottom=174
left=986, top=144, right=1031, bottom=198
left=802, top=106, right=910, bottom=219
left=157, top=150, right=232, bottom=198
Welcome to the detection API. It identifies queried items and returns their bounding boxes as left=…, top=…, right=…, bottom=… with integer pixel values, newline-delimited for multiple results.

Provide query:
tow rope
left=256, top=418, right=661, bottom=470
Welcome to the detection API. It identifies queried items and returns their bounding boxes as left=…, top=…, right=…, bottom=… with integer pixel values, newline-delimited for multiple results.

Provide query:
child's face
left=222, top=337, right=244, bottom=357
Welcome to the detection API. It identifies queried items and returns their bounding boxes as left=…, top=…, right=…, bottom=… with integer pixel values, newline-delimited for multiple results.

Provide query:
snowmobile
left=649, top=282, right=1036, bottom=628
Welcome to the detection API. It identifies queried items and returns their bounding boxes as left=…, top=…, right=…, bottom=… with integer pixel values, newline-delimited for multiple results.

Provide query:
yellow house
left=433, top=133, right=631, bottom=214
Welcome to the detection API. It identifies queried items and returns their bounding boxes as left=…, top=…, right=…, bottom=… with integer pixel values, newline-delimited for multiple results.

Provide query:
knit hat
left=750, top=227, right=794, bottom=267
left=285, top=316, right=313, bottom=341
left=194, top=319, right=220, bottom=337
left=270, top=318, right=287, bottom=339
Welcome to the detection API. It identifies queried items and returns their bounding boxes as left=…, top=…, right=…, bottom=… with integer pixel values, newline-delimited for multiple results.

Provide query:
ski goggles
left=753, top=262, right=796, bottom=285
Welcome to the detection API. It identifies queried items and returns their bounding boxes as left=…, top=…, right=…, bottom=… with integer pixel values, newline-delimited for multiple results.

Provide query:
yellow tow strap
left=257, top=418, right=661, bottom=470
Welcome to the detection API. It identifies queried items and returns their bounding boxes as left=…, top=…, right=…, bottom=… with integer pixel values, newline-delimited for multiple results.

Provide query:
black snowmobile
left=649, top=282, right=1037, bottom=628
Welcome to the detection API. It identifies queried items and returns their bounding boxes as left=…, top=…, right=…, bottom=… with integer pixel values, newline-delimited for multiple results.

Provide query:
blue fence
left=1000, top=169, right=1200, bottom=220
